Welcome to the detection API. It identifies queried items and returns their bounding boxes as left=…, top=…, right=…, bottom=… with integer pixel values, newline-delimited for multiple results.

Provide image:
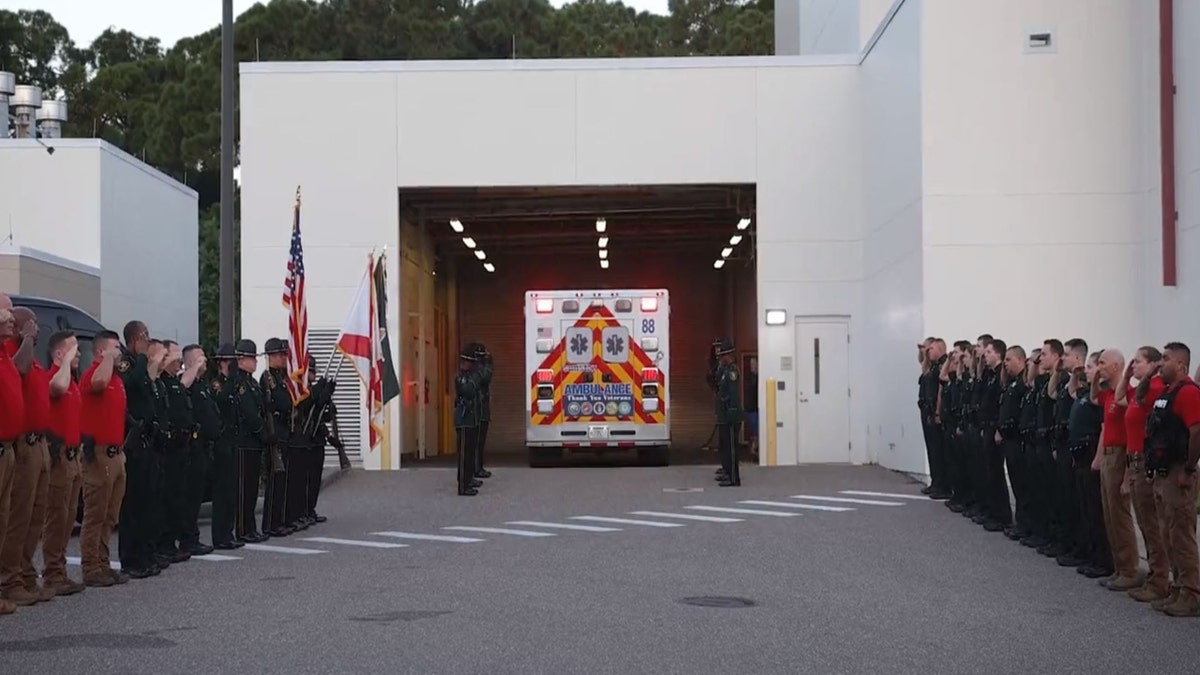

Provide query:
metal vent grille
left=308, top=328, right=363, bottom=468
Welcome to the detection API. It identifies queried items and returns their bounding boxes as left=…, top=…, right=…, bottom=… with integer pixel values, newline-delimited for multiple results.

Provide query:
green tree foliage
left=1, top=0, right=773, bottom=348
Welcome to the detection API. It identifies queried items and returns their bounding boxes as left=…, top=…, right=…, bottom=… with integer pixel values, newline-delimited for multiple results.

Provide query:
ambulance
left=525, top=289, right=670, bottom=466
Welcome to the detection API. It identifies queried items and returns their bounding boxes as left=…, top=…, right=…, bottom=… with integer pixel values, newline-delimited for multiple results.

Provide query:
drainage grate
left=679, top=596, right=757, bottom=608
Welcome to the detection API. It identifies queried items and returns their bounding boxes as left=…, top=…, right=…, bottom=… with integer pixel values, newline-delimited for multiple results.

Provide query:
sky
left=11, top=0, right=673, bottom=50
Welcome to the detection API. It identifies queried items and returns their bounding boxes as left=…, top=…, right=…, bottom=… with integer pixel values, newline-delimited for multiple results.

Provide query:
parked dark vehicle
left=9, top=295, right=107, bottom=371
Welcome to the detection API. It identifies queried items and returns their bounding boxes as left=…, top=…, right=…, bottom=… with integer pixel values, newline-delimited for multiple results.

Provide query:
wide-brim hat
left=264, top=337, right=288, bottom=355
left=215, top=342, right=236, bottom=360
left=234, top=339, right=258, bottom=357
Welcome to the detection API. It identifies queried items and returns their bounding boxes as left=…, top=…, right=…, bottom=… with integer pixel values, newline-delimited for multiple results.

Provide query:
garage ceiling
left=400, top=184, right=756, bottom=258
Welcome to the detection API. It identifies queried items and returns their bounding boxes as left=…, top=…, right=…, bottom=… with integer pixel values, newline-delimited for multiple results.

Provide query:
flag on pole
left=281, top=187, right=310, bottom=404
left=373, top=251, right=401, bottom=405
left=336, top=253, right=385, bottom=452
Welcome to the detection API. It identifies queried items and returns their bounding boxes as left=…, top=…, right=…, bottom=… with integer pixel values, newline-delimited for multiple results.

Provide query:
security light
left=600, top=259, right=610, bottom=269
left=737, top=218, right=751, bottom=231
left=474, top=250, right=486, bottom=260
left=462, top=237, right=476, bottom=249
left=721, top=247, right=733, bottom=258
left=729, top=235, right=742, bottom=245
left=765, top=309, right=787, bottom=326
left=596, top=218, right=607, bottom=233
left=598, top=236, right=608, bottom=248
left=483, top=262, right=495, bottom=273
left=450, top=219, right=464, bottom=233
left=599, top=249, right=608, bottom=260
left=713, top=259, right=725, bottom=269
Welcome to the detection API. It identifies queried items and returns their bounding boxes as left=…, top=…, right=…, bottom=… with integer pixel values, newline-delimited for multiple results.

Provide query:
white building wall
left=239, top=57, right=866, bottom=469
left=798, top=0, right=860, bottom=55
left=0, top=141, right=102, bottom=268
left=919, top=0, right=1148, bottom=355
left=860, top=0, right=924, bottom=474
left=98, top=147, right=200, bottom=344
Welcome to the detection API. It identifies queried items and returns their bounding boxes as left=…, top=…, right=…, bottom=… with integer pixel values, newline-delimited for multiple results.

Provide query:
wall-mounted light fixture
left=765, top=309, right=787, bottom=326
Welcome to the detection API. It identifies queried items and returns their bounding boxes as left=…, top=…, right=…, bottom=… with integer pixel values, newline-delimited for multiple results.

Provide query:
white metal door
left=795, top=320, right=851, bottom=463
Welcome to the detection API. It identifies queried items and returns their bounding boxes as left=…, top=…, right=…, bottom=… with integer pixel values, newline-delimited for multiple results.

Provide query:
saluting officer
left=179, top=344, right=216, bottom=557
left=455, top=344, right=482, bottom=496
left=233, top=339, right=269, bottom=544
left=157, top=340, right=197, bottom=562
left=474, top=343, right=493, bottom=480
left=713, top=338, right=743, bottom=487
left=260, top=338, right=294, bottom=537
left=116, top=321, right=164, bottom=579
left=209, top=343, right=243, bottom=550
left=146, top=338, right=180, bottom=569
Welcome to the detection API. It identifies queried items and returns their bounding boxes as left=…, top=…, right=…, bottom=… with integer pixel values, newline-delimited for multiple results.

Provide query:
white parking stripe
left=242, top=543, right=329, bottom=555
left=372, top=532, right=486, bottom=543
left=685, top=505, right=799, bottom=517
left=66, top=556, right=120, bottom=569
left=839, top=490, right=927, bottom=501
left=740, top=500, right=854, bottom=512
left=300, top=537, right=409, bottom=549
left=187, top=553, right=243, bottom=561
left=569, top=516, right=684, bottom=528
left=791, top=495, right=905, bottom=506
left=629, top=511, right=743, bottom=523
left=506, top=521, right=622, bottom=532
left=444, top=526, right=556, bottom=537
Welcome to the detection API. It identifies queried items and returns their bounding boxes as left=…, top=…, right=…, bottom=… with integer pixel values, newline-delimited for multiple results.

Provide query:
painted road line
left=372, top=532, right=486, bottom=543
left=506, top=521, right=623, bottom=532
left=684, top=505, right=799, bottom=517
left=444, top=526, right=556, bottom=538
left=629, top=510, right=743, bottom=523
left=739, top=500, right=855, bottom=513
left=791, top=495, right=905, bottom=507
left=66, top=556, right=121, bottom=569
left=568, top=516, right=685, bottom=528
left=300, top=537, right=409, bottom=549
left=839, top=490, right=927, bottom=501
left=185, top=553, right=243, bottom=561
left=242, top=543, right=329, bottom=555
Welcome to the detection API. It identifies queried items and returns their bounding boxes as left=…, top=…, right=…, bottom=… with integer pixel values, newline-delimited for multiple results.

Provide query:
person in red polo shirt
left=1091, top=348, right=1139, bottom=591
left=79, top=330, right=129, bottom=588
left=1117, top=346, right=1169, bottom=603
left=41, top=331, right=86, bottom=597
left=1149, top=342, right=1200, bottom=617
left=0, top=307, right=53, bottom=608
left=0, top=299, right=23, bottom=617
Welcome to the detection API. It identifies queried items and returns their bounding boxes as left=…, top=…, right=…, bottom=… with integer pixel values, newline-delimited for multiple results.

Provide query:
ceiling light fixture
left=598, top=236, right=608, bottom=248
left=483, top=262, right=495, bottom=273
left=737, top=217, right=751, bottom=231
left=450, top=218, right=464, bottom=233
left=596, top=218, right=607, bottom=233
left=721, top=247, right=733, bottom=258
left=474, top=250, right=486, bottom=260
left=713, top=259, right=725, bottom=269
left=599, top=249, right=608, bottom=260
left=462, top=237, right=476, bottom=249
left=729, top=235, right=742, bottom=245
left=600, top=259, right=610, bottom=269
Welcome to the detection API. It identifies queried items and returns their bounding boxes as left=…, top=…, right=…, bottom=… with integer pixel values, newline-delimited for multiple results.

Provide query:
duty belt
left=64, top=446, right=80, bottom=461
left=24, top=432, right=45, bottom=444
left=0, top=440, right=12, bottom=457
left=104, top=446, right=121, bottom=458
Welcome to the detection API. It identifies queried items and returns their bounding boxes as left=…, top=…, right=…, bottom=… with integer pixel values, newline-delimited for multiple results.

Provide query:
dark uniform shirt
left=234, top=370, right=267, bottom=448
left=192, top=375, right=224, bottom=443
left=161, top=372, right=195, bottom=447
left=999, top=375, right=1028, bottom=439
left=978, top=366, right=1002, bottom=427
left=918, top=357, right=945, bottom=420
left=1068, top=385, right=1104, bottom=446
left=958, top=372, right=977, bottom=429
left=116, top=347, right=154, bottom=430
left=1033, top=373, right=1054, bottom=441
left=942, top=373, right=961, bottom=430
left=478, top=360, right=493, bottom=424
left=1052, top=374, right=1074, bottom=443
left=454, top=367, right=480, bottom=429
left=259, top=368, right=292, bottom=444
left=715, top=361, right=743, bottom=425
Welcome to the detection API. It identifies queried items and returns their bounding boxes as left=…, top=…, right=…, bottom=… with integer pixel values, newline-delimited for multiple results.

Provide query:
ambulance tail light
left=640, top=297, right=658, bottom=312
left=536, top=369, right=555, bottom=411
left=536, top=385, right=554, bottom=401
left=535, top=298, right=554, bottom=313
left=642, top=386, right=660, bottom=413
left=535, top=369, right=554, bottom=384
left=642, top=368, right=659, bottom=383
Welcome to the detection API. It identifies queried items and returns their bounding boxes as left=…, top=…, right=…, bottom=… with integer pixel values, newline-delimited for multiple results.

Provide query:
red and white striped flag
left=335, top=253, right=384, bottom=452
left=281, top=187, right=310, bottom=404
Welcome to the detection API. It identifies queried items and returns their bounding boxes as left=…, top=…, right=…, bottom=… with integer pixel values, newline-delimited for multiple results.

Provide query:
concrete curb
left=196, top=467, right=351, bottom=519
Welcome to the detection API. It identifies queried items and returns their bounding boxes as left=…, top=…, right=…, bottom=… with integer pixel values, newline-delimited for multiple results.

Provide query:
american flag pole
left=282, top=185, right=310, bottom=404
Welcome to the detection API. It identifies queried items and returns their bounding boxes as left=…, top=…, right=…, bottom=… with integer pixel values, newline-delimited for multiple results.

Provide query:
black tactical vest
left=1144, top=380, right=1199, bottom=476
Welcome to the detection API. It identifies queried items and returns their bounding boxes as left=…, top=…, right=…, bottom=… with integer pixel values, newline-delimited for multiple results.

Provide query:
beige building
left=0, top=244, right=101, bottom=317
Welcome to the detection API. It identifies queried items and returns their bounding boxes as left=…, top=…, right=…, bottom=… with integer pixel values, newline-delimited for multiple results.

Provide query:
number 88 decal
left=641, top=319, right=655, bottom=334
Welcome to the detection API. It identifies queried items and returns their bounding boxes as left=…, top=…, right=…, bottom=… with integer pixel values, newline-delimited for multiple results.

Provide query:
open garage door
left=403, top=185, right=757, bottom=464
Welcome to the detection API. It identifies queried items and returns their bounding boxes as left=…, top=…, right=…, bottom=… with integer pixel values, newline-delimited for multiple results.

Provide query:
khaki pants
left=1153, top=465, right=1200, bottom=598
left=41, top=449, right=82, bottom=585
left=0, top=436, right=49, bottom=591
left=1099, top=446, right=1138, bottom=578
left=80, top=446, right=126, bottom=580
left=1129, top=454, right=1170, bottom=592
left=0, top=443, right=14, bottom=559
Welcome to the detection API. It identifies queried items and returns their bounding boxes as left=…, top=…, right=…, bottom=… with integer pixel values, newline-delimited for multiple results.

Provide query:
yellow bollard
left=765, top=378, right=777, bottom=467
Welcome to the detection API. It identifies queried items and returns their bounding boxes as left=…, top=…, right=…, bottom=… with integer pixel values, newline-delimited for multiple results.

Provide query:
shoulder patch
left=117, top=359, right=131, bottom=373
left=728, top=369, right=738, bottom=381
left=268, top=376, right=276, bottom=389
left=210, top=379, right=221, bottom=393
left=238, top=384, right=246, bottom=395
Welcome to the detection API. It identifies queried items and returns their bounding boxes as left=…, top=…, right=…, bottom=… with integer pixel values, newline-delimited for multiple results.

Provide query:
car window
left=76, top=336, right=96, bottom=372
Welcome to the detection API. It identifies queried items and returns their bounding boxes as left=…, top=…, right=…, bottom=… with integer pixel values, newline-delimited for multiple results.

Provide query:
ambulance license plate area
left=588, top=425, right=609, bottom=440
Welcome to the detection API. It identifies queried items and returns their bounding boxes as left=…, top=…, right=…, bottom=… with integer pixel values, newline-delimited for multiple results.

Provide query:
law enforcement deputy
left=302, top=356, right=345, bottom=524
left=209, top=343, right=244, bottom=550
left=474, top=343, right=493, bottom=480
left=1145, top=341, right=1200, bottom=616
left=157, top=340, right=198, bottom=562
left=233, top=339, right=269, bottom=543
left=260, top=338, right=294, bottom=537
left=998, top=345, right=1029, bottom=541
left=977, top=339, right=1009, bottom=532
left=454, top=344, right=483, bottom=497
left=285, top=355, right=318, bottom=531
left=1066, top=349, right=1111, bottom=579
left=180, top=344, right=216, bottom=557
left=116, top=321, right=165, bottom=578
left=146, top=338, right=182, bottom=568
left=713, top=338, right=742, bottom=488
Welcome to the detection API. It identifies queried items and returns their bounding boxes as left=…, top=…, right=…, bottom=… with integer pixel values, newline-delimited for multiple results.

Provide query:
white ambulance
left=524, top=289, right=670, bottom=466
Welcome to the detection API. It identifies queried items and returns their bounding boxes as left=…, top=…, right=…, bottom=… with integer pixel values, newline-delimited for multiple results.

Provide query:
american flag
left=282, top=187, right=310, bottom=404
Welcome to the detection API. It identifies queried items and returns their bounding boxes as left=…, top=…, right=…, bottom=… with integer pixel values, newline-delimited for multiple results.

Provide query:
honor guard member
left=42, top=331, right=86, bottom=596
left=233, top=339, right=270, bottom=543
left=713, top=338, right=742, bottom=488
left=304, top=356, right=346, bottom=524
left=474, top=343, right=493, bottom=480
left=1144, top=342, right=1200, bottom=616
left=209, top=343, right=243, bottom=550
left=179, top=344, right=217, bottom=556
left=260, top=338, right=294, bottom=537
left=157, top=340, right=198, bottom=562
left=115, top=321, right=164, bottom=578
left=146, top=339, right=179, bottom=569
left=454, top=344, right=482, bottom=496
left=285, top=355, right=317, bottom=530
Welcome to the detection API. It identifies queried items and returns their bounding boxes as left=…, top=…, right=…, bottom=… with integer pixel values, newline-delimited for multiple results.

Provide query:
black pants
left=475, top=420, right=490, bottom=474
left=182, top=442, right=211, bottom=549
left=1025, top=441, right=1053, bottom=539
left=211, top=442, right=237, bottom=546
left=118, top=436, right=154, bottom=570
left=1003, top=438, right=1030, bottom=532
left=718, top=423, right=740, bottom=484
left=942, top=427, right=966, bottom=504
left=922, top=418, right=948, bottom=492
left=236, top=447, right=263, bottom=538
left=961, top=426, right=984, bottom=509
left=984, top=431, right=1012, bottom=525
left=284, top=445, right=308, bottom=525
left=1053, top=440, right=1080, bottom=550
left=262, top=449, right=288, bottom=533
left=160, top=444, right=191, bottom=552
left=456, top=426, right=478, bottom=494
left=306, top=443, right=324, bottom=515
left=1075, top=452, right=1112, bottom=570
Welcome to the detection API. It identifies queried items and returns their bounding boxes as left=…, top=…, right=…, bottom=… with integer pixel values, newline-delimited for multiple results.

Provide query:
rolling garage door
left=456, top=250, right=728, bottom=457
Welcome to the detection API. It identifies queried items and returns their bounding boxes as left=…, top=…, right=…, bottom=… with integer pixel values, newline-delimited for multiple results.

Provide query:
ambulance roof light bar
left=535, top=298, right=554, bottom=313
left=450, top=218, right=464, bottom=233
left=640, top=297, right=657, bottom=312
left=596, top=218, right=607, bottom=233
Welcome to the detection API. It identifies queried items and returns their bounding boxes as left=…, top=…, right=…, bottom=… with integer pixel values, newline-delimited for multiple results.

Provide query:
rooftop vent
left=10, top=84, right=42, bottom=139
left=0, top=72, right=14, bottom=133
left=36, top=100, right=67, bottom=138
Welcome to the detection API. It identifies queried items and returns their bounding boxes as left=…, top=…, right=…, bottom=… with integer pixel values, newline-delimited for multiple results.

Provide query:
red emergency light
left=535, top=369, right=554, bottom=383
left=640, top=297, right=658, bottom=312
left=641, top=368, right=659, bottom=382
left=535, top=298, right=554, bottom=313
